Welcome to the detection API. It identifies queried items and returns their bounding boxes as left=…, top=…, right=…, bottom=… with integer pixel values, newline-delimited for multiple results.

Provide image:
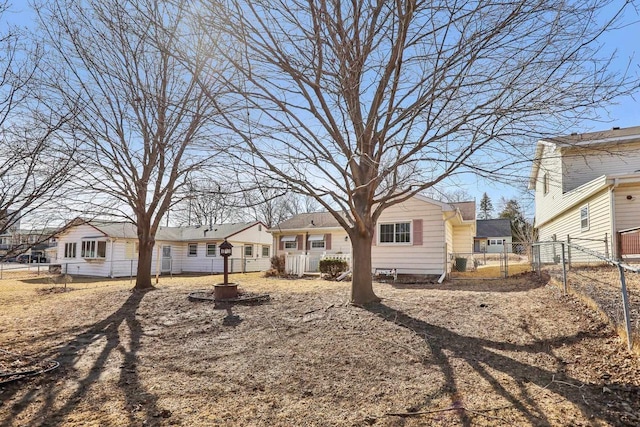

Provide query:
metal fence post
left=617, top=264, right=633, bottom=351
left=604, top=233, right=609, bottom=259
left=503, top=243, right=508, bottom=278
left=560, top=242, right=568, bottom=294
left=130, top=259, right=133, bottom=285
left=566, top=235, right=572, bottom=270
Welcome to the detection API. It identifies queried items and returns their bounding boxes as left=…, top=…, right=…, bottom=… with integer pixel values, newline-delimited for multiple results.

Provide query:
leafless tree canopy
left=0, top=2, right=77, bottom=256
left=197, top=0, right=636, bottom=303
left=37, top=0, right=229, bottom=288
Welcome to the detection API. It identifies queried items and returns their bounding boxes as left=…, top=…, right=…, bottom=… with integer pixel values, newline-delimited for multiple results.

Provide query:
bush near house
left=265, top=254, right=286, bottom=277
left=319, top=259, right=348, bottom=279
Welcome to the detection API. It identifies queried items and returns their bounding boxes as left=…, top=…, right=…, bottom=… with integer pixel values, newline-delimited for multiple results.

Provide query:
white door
left=161, top=246, right=172, bottom=272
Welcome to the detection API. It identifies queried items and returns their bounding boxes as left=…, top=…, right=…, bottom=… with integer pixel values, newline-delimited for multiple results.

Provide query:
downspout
left=440, top=209, right=460, bottom=282
left=610, top=178, right=619, bottom=259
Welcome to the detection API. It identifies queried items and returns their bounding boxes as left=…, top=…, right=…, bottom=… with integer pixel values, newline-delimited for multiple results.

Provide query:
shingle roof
left=84, top=221, right=262, bottom=241
left=269, top=212, right=342, bottom=231
left=450, top=201, right=476, bottom=221
left=476, top=219, right=511, bottom=238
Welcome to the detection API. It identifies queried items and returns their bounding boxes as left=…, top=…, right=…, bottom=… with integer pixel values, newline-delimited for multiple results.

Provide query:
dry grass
left=1, top=272, right=640, bottom=426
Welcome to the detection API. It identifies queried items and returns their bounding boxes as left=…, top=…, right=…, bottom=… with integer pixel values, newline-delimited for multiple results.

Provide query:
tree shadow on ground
left=386, top=271, right=549, bottom=293
left=365, top=302, right=635, bottom=426
left=0, top=289, right=165, bottom=427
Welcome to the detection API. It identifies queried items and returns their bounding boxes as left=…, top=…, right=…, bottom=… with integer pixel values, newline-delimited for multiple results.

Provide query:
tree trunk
left=135, top=232, right=155, bottom=290
left=350, top=230, right=380, bottom=305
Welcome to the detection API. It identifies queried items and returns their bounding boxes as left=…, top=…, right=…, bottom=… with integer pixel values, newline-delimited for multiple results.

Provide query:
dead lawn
left=1, top=272, right=640, bottom=426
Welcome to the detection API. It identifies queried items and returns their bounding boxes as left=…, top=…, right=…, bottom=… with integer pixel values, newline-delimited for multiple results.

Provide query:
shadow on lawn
left=0, top=289, right=165, bottom=427
left=365, top=302, right=633, bottom=426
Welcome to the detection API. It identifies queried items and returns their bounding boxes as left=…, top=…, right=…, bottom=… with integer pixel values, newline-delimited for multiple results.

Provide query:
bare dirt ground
left=1, top=272, right=640, bottom=426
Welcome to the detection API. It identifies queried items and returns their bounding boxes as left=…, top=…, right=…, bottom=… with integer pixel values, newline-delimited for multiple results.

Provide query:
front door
left=161, top=246, right=172, bottom=272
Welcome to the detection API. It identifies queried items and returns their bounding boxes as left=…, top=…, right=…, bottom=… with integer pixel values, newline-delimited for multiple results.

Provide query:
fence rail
left=533, top=241, right=640, bottom=352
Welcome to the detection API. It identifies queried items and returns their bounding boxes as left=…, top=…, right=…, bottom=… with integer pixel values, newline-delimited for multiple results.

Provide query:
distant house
left=528, top=126, right=640, bottom=259
left=270, top=195, right=476, bottom=276
left=54, top=220, right=272, bottom=277
left=474, top=219, right=512, bottom=253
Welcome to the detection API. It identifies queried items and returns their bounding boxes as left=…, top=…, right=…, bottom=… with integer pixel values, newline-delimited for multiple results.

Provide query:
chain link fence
left=533, top=241, right=640, bottom=352
left=450, top=242, right=531, bottom=279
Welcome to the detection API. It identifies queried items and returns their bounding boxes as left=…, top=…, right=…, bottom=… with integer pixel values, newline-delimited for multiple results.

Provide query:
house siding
left=562, top=141, right=640, bottom=192
left=614, top=184, right=640, bottom=232
left=371, top=198, right=446, bottom=275
left=534, top=144, right=565, bottom=228
left=538, top=188, right=612, bottom=256
left=452, top=223, right=473, bottom=254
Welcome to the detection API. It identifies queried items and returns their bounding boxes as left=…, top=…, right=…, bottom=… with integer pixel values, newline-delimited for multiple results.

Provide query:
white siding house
left=55, top=220, right=271, bottom=277
left=270, top=195, right=476, bottom=277
left=529, top=126, right=640, bottom=259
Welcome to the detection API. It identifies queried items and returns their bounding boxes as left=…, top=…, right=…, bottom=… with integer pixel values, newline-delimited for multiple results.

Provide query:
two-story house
left=528, top=126, right=640, bottom=259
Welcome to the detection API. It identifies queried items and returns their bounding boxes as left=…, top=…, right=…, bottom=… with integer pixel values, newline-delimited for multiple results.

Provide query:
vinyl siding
left=452, top=224, right=474, bottom=254
left=533, top=144, right=565, bottom=228
left=273, top=229, right=349, bottom=256
left=538, top=188, right=612, bottom=256
left=562, top=141, right=640, bottom=192
left=371, top=197, right=446, bottom=275
left=614, top=183, right=640, bottom=232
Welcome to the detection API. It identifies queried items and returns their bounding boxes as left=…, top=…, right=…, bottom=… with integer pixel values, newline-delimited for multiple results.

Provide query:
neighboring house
left=270, top=195, right=476, bottom=276
left=528, top=126, right=640, bottom=259
left=474, top=219, right=512, bottom=253
left=54, top=220, right=272, bottom=277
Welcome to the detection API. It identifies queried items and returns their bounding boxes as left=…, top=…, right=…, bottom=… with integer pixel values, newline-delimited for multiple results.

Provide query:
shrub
left=270, top=254, right=286, bottom=274
left=319, top=259, right=348, bottom=279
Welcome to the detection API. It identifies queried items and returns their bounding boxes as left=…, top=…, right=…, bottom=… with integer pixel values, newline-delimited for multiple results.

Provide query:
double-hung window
left=206, top=243, right=217, bottom=257
left=262, top=246, right=270, bottom=257
left=188, top=243, right=198, bottom=257
left=580, top=205, right=589, bottom=231
left=379, top=222, right=411, bottom=244
left=308, top=235, right=325, bottom=249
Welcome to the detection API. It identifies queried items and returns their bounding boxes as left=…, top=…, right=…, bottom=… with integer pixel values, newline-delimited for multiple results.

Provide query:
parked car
left=16, top=254, right=31, bottom=263
left=31, top=255, right=48, bottom=263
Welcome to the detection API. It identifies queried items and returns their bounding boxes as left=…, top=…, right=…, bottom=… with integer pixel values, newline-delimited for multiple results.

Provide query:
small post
left=219, top=239, right=233, bottom=285
left=566, top=235, right=571, bottom=270
left=130, top=259, right=133, bottom=285
left=617, top=264, right=633, bottom=351
left=604, top=233, right=609, bottom=259
left=0, top=261, right=3, bottom=280
left=503, top=243, right=508, bottom=278
left=560, top=242, right=567, bottom=295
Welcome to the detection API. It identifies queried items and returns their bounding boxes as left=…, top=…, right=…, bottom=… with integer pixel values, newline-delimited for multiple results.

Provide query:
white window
left=580, top=205, right=589, bottom=231
left=244, top=245, right=253, bottom=257
left=206, top=243, right=217, bottom=257
left=281, top=235, right=297, bottom=250
left=64, top=242, right=76, bottom=258
left=308, top=235, right=325, bottom=249
left=262, top=246, right=270, bottom=257
left=379, top=222, right=411, bottom=244
left=81, top=240, right=106, bottom=258
left=188, top=243, right=197, bottom=257
left=489, top=239, right=504, bottom=246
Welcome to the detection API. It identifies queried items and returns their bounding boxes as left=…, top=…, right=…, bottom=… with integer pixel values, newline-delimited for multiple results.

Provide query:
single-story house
left=54, top=220, right=272, bottom=277
left=528, top=125, right=640, bottom=260
left=474, top=219, right=512, bottom=253
left=270, top=195, right=476, bottom=276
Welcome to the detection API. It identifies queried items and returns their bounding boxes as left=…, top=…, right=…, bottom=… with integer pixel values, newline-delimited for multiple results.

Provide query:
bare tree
left=38, top=0, right=228, bottom=289
left=0, top=1, right=77, bottom=259
left=171, top=179, right=245, bottom=227
left=197, top=0, right=634, bottom=303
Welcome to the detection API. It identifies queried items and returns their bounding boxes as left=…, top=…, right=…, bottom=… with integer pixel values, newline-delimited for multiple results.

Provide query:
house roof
left=528, top=126, right=640, bottom=189
left=63, top=220, right=264, bottom=241
left=476, top=219, right=511, bottom=238
left=270, top=212, right=342, bottom=232
left=450, top=201, right=476, bottom=221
